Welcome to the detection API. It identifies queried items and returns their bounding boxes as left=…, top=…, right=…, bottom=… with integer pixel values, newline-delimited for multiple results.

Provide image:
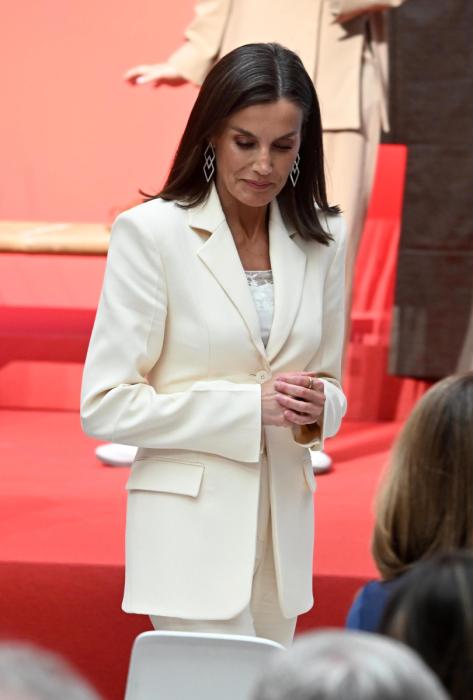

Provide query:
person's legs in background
left=323, top=45, right=382, bottom=341
left=313, top=45, right=382, bottom=473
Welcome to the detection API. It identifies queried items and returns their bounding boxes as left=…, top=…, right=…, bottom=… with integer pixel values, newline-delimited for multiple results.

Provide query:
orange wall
left=1, top=0, right=198, bottom=223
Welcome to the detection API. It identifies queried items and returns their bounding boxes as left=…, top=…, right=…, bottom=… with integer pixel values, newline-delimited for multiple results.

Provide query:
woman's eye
left=274, top=144, right=293, bottom=151
left=236, top=141, right=254, bottom=149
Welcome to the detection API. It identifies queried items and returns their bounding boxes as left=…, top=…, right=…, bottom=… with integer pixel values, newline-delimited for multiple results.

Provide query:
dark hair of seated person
left=379, top=550, right=473, bottom=700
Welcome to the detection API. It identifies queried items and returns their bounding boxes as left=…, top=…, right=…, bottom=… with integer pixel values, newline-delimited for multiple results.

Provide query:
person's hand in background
left=123, top=62, right=186, bottom=87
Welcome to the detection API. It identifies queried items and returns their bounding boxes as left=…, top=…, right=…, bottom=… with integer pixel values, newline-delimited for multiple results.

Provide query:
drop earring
left=290, top=153, right=300, bottom=187
left=203, top=143, right=216, bottom=183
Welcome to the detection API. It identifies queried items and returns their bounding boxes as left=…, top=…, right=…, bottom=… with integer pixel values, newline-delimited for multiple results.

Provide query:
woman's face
left=212, top=98, right=303, bottom=209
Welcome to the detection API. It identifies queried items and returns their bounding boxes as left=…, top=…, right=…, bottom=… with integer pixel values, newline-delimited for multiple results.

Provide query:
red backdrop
left=1, top=0, right=198, bottom=223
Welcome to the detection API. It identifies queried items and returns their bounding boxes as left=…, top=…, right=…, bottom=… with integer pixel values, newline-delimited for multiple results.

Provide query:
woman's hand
left=261, top=377, right=292, bottom=427
left=262, top=372, right=325, bottom=427
left=274, top=372, right=325, bottom=426
left=123, top=63, right=186, bottom=87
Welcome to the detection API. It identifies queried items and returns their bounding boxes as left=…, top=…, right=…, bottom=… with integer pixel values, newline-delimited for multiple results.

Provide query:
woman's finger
left=276, top=393, right=320, bottom=418
left=276, top=373, right=324, bottom=391
left=274, top=379, right=325, bottom=404
left=283, top=408, right=316, bottom=425
left=123, top=66, right=149, bottom=80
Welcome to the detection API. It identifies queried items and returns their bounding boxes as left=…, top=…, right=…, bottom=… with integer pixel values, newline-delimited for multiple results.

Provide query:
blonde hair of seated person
left=372, top=372, right=473, bottom=580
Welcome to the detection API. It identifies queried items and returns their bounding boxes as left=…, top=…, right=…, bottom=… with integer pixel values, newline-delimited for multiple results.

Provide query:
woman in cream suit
left=81, top=43, right=346, bottom=645
left=98, top=0, right=405, bottom=471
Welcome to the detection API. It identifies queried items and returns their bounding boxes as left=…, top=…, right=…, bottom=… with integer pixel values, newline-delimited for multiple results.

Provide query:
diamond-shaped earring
left=203, top=143, right=216, bottom=183
left=290, top=153, right=300, bottom=187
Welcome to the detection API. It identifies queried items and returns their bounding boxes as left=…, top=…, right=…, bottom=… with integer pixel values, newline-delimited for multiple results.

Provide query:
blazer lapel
left=190, top=186, right=267, bottom=360
left=265, top=199, right=307, bottom=362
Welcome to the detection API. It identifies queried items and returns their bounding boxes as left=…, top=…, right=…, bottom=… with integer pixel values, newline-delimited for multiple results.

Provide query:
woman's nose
left=253, top=149, right=272, bottom=175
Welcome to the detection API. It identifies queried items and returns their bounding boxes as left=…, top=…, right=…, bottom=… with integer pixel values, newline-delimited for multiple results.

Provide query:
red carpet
left=0, top=410, right=397, bottom=571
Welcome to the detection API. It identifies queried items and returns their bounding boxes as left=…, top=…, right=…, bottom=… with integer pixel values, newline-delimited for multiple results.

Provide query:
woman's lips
left=244, top=179, right=273, bottom=190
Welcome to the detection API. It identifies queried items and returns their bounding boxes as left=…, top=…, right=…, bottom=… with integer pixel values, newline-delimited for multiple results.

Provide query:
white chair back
left=124, top=631, right=284, bottom=700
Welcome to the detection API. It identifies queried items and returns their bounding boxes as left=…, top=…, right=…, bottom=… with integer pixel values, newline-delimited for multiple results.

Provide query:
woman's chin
left=235, top=183, right=277, bottom=207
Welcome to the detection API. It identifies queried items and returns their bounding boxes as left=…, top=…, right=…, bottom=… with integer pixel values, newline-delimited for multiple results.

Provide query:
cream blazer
left=80, top=185, right=347, bottom=619
left=168, top=0, right=406, bottom=131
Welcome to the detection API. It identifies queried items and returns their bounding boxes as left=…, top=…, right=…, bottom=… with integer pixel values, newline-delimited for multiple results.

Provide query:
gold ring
left=308, top=377, right=314, bottom=390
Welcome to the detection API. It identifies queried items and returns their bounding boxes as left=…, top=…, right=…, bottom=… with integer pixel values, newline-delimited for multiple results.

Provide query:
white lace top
left=245, top=270, right=274, bottom=347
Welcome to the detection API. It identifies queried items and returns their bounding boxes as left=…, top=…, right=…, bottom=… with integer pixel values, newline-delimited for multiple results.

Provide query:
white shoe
left=310, top=449, right=333, bottom=474
left=95, top=443, right=137, bottom=466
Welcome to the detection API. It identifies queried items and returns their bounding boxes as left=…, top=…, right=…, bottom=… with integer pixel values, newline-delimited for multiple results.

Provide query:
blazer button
left=255, top=370, right=270, bottom=383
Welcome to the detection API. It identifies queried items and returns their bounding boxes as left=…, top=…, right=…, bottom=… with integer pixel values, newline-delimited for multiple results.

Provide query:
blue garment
left=346, top=579, right=401, bottom=632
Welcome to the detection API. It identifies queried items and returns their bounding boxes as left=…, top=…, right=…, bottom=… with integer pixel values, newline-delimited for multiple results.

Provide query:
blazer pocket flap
left=126, top=459, right=204, bottom=497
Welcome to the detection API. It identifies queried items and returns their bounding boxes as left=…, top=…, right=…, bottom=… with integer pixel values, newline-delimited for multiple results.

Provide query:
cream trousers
left=150, top=454, right=297, bottom=647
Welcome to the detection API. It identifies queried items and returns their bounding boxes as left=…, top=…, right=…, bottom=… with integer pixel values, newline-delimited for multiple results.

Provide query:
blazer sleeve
left=292, top=214, right=347, bottom=449
left=328, top=0, right=405, bottom=23
left=80, top=211, right=262, bottom=463
left=167, top=0, right=232, bottom=85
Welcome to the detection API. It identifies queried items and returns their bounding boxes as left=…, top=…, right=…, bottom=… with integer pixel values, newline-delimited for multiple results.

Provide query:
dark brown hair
left=372, top=372, right=473, bottom=580
left=380, top=550, right=473, bottom=700
left=145, top=42, right=339, bottom=245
